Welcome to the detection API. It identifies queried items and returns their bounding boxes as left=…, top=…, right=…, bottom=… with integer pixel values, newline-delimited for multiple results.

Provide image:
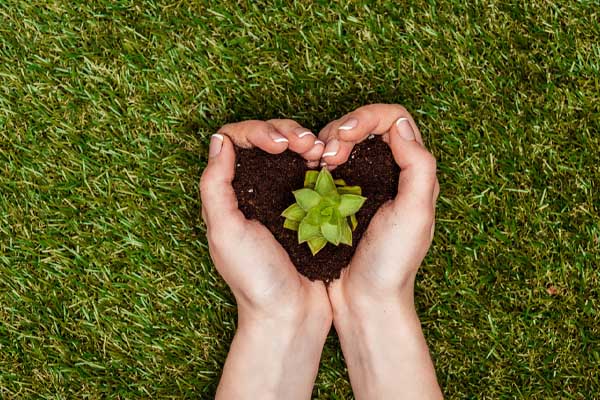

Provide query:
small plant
left=281, top=168, right=367, bottom=255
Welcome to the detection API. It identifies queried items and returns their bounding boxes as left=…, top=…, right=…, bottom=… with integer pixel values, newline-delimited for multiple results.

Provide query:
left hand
left=200, top=119, right=331, bottom=324
left=200, top=119, right=332, bottom=400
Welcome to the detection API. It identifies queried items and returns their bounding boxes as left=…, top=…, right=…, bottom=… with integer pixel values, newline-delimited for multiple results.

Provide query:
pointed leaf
left=338, top=194, right=367, bottom=217
left=304, top=207, right=322, bottom=225
left=315, top=167, right=336, bottom=195
left=308, top=236, right=327, bottom=255
left=283, top=218, right=300, bottom=231
left=350, top=214, right=358, bottom=231
left=334, top=179, right=347, bottom=186
left=281, top=203, right=306, bottom=221
left=321, top=192, right=340, bottom=207
left=298, top=220, right=321, bottom=243
left=338, top=186, right=362, bottom=195
left=304, top=170, right=319, bottom=188
left=293, top=188, right=321, bottom=211
left=321, top=210, right=341, bottom=245
left=339, top=218, right=352, bottom=246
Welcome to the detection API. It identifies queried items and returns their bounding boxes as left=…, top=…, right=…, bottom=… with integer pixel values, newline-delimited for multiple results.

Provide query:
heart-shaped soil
left=233, top=136, right=399, bottom=282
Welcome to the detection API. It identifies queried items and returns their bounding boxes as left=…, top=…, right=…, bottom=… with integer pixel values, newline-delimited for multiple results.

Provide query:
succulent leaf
left=293, top=188, right=321, bottom=211
left=298, top=220, right=321, bottom=243
left=338, top=194, right=367, bottom=217
left=281, top=203, right=306, bottom=221
left=314, top=168, right=336, bottom=195
left=304, top=207, right=322, bottom=225
left=308, top=236, right=327, bottom=255
left=350, top=214, right=358, bottom=231
left=304, top=170, right=319, bottom=188
left=338, top=186, right=362, bottom=195
left=282, top=167, right=366, bottom=255
left=340, top=217, right=353, bottom=246
left=320, top=209, right=342, bottom=245
left=283, top=218, right=300, bottom=231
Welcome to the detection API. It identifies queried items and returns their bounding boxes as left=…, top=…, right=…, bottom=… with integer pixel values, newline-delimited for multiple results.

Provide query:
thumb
left=388, top=118, right=437, bottom=210
left=200, top=134, right=245, bottom=230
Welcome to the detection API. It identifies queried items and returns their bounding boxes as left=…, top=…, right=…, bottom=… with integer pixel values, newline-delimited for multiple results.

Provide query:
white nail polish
left=320, top=162, right=327, bottom=167
left=339, top=118, right=358, bottom=130
left=314, top=140, right=325, bottom=146
left=396, top=117, right=409, bottom=127
left=322, top=151, right=338, bottom=158
left=298, top=131, right=314, bottom=138
left=212, top=134, right=224, bottom=141
left=273, top=137, right=289, bottom=143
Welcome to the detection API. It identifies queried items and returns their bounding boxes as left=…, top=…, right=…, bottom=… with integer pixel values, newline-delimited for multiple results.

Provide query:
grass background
left=1, top=0, right=598, bottom=398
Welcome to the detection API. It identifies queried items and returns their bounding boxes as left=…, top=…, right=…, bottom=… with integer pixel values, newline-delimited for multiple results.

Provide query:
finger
left=388, top=117, right=437, bottom=209
left=302, top=139, right=325, bottom=168
left=267, top=119, right=318, bottom=155
left=321, top=137, right=354, bottom=169
left=336, top=104, right=424, bottom=145
left=317, top=120, right=355, bottom=169
left=218, top=120, right=289, bottom=154
left=199, top=134, right=245, bottom=230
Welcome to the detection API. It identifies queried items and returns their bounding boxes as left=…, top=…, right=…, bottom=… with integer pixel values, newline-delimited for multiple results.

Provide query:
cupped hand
left=320, top=104, right=440, bottom=308
left=200, top=119, right=331, bottom=325
left=320, top=105, right=442, bottom=399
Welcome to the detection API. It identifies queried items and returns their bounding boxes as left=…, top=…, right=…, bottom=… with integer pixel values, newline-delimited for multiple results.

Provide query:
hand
left=322, top=104, right=442, bottom=399
left=200, top=119, right=332, bottom=400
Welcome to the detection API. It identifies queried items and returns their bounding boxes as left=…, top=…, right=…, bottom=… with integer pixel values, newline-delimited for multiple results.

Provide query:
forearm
left=216, top=310, right=330, bottom=400
left=332, top=295, right=442, bottom=400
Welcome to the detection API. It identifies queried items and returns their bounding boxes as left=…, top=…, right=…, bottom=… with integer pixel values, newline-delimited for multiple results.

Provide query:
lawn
left=0, top=0, right=598, bottom=398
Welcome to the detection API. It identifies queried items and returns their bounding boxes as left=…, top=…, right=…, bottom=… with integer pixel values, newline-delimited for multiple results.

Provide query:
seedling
left=281, top=168, right=367, bottom=255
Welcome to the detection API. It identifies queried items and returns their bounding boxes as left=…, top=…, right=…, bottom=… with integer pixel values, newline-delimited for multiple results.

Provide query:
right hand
left=319, top=104, right=440, bottom=309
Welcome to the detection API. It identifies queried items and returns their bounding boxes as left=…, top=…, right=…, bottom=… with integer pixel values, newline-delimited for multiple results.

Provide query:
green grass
left=1, top=0, right=598, bottom=398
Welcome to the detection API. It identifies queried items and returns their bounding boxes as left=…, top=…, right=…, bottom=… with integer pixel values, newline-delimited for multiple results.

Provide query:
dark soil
left=232, top=136, right=399, bottom=282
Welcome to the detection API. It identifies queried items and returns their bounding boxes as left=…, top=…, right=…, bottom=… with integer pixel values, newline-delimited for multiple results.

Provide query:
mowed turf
left=0, top=1, right=598, bottom=398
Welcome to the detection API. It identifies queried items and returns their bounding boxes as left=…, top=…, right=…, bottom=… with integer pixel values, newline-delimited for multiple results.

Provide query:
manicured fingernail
left=294, top=128, right=315, bottom=139
left=339, top=118, right=358, bottom=131
left=320, top=161, right=327, bottom=167
left=314, top=140, right=325, bottom=146
left=209, top=134, right=224, bottom=157
left=396, top=117, right=415, bottom=141
left=269, top=131, right=289, bottom=143
left=322, top=139, right=339, bottom=158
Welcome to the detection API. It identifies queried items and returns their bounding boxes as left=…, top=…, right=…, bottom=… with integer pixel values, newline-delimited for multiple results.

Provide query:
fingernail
left=209, top=134, right=224, bottom=157
left=295, top=128, right=315, bottom=139
left=314, top=140, right=325, bottom=146
left=339, top=118, right=358, bottom=131
left=320, top=161, right=327, bottom=167
left=269, top=131, right=289, bottom=143
left=396, top=117, right=415, bottom=141
left=322, top=139, right=339, bottom=158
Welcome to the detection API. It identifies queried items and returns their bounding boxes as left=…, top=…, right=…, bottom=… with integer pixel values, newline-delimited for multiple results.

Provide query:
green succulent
left=281, top=168, right=367, bottom=255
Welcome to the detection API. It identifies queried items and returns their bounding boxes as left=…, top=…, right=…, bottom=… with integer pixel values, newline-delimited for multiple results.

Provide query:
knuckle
left=267, top=118, right=296, bottom=126
left=391, top=104, right=409, bottom=115
left=420, top=151, right=437, bottom=173
left=219, top=120, right=265, bottom=147
left=199, top=171, right=214, bottom=198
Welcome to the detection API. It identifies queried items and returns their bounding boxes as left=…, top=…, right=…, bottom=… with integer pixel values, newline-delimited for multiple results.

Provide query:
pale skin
left=199, top=104, right=443, bottom=399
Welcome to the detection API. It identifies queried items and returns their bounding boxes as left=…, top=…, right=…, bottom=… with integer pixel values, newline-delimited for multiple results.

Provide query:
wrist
left=328, top=279, right=442, bottom=400
left=217, top=301, right=331, bottom=400
left=239, top=305, right=332, bottom=347
left=329, top=276, right=416, bottom=324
